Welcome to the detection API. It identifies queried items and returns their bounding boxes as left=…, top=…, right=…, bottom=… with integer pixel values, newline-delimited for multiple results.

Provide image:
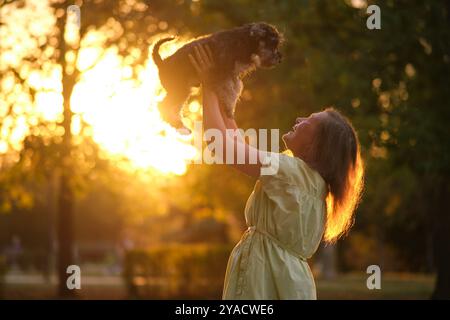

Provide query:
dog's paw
left=177, top=127, right=192, bottom=135
left=160, top=112, right=190, bottom=134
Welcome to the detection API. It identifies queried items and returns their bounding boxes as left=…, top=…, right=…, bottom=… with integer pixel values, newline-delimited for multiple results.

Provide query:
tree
left=0, top=0, right=197, bottom=297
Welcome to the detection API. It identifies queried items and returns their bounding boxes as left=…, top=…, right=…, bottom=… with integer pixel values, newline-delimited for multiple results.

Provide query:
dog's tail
left=152, top=37, right=176, bottom=66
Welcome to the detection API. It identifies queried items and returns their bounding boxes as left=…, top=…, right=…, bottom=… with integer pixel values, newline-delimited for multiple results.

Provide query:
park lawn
left=316, top=272, right=435, bottom=300
left=1, top=272, right=435, bottom=300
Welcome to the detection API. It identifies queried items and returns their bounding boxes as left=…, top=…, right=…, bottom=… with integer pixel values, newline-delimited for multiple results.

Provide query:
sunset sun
left=69, top=38, right=198, bottom=175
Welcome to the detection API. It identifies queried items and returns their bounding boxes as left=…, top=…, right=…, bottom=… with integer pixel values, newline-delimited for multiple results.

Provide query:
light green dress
left=222, top=152, right=327, bottom=300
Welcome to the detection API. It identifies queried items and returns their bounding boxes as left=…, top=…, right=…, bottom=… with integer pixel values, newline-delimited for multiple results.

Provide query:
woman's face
left=282, top=111, right=328, bottom=157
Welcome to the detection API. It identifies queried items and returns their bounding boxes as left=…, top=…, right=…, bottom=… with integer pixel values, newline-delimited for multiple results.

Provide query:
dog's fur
left=152, top=22, right=284, bottom=131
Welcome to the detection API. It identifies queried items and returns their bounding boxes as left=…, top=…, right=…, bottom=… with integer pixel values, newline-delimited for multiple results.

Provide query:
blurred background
left=0, top=0, right=449, bottom=299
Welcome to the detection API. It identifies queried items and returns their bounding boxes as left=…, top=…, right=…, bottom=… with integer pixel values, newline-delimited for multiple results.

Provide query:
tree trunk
left=431, top=181, right=450, bottom=299
left=57, top=161, right=75, bottom=298
left=56, top=74, right=77, bottom=298
left=56, top=6, right=77, bottom=298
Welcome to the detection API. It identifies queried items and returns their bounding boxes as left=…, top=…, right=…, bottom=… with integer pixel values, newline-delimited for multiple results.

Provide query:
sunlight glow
left=0, top=0, right=198, bottom=175
left=69, top=39, right=198, bottom=175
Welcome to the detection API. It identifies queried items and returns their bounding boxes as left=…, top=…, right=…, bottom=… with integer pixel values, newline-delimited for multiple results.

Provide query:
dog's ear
left=249, top=23, right=267, bottom=38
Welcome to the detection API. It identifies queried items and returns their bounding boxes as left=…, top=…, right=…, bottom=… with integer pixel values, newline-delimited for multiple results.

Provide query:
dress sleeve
left=258, top=152, right=302, bottom=212
left=258, top=152, right=325, bottom=206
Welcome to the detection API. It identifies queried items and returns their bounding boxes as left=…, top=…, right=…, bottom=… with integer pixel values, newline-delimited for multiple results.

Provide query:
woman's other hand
left=188, top=44, right=215, bottom=87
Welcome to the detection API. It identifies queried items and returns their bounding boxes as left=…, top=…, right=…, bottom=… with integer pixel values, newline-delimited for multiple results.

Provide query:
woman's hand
left=190, top=46, right=264, bottom=177
left=188, top=44, right=215, bottom=87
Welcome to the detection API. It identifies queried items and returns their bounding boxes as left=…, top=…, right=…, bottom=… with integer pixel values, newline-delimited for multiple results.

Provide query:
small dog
left=152, top=22, right=284, bottom=131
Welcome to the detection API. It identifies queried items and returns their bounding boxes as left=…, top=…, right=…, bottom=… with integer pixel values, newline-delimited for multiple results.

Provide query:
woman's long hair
left=307, top=108, right=364, bottom=243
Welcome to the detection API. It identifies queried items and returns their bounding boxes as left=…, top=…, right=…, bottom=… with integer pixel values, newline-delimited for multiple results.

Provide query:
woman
left=188, top=44, right=364, bottom=299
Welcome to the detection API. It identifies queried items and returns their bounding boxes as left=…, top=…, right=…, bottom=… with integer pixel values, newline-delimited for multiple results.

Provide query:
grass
left=1, top=272, right=435, bottom=300
left=316, top=273, right=435, bottom=300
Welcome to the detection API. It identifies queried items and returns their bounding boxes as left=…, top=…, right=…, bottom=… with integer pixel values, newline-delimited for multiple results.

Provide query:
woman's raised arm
left=203, top=87, right=266, bottom=177
left=189, top=44, right=267, bottom=177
